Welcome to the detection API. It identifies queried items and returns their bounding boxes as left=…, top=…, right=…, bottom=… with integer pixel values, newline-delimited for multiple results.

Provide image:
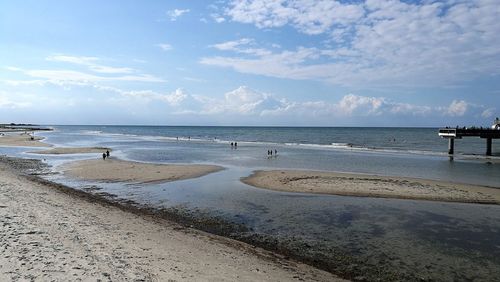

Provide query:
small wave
left=71, top=129, right=496, bottom=159
left=329, top=142, right=356, bottom=149
left=279, top=142, right=449, bottom=157
left=80, top=130, right=103, bottom=135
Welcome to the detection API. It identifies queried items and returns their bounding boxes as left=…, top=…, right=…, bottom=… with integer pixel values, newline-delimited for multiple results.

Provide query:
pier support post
left=486, top=138, right=492, bottom=156
left=448, top=138, right=454, bottom=155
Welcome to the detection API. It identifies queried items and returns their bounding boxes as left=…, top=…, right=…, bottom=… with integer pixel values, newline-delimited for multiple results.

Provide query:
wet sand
left=0, top=159, right=341, bottom=281
left=242, top=170, right=500, bottom=204
left=0, top=133, right=51, bottom=147
left=62, top=158, right=224, bottom=184
left=31, top=147, right=111, bottom=154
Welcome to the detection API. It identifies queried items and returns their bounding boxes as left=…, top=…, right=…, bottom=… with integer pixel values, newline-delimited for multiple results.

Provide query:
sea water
left=37, top=125, right=500, bottom=186
left=2, top=125, right=500, bottom=280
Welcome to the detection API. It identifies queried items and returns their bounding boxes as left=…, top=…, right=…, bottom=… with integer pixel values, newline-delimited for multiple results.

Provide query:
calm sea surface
left=2, top=125, right=500, bottom=280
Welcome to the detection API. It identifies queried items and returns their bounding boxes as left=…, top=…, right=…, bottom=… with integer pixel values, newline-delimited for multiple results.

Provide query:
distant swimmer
left=102, top=153, right=106, bottom=160
left=275, top=149, right=277, bottom=156
left=176, top=136, right=178, bottom=141
left=106, top=150, right=110, bottom=158
left=234, top=142, right=237, bottom=149
left=188, top=136, right=191, bottom=140
left=231, top=142, right=234, bottom=148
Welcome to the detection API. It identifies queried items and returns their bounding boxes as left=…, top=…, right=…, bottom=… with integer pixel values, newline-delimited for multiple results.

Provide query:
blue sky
left=1, top=0, right=499, bottom=126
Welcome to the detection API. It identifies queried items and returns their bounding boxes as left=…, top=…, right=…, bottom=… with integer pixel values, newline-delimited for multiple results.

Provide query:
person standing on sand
left=102, top=153, right=106, bottom=160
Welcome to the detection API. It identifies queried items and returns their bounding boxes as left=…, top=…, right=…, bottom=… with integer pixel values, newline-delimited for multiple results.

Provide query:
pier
left=438, top=127, right=500, bottom=155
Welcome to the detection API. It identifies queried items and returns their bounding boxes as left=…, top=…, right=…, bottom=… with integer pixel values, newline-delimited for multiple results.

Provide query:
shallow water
left=2, top=125, right=500, bottom=280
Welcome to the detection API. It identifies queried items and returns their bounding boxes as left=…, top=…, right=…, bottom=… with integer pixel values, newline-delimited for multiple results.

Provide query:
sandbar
left=0, top=159, right=340, bottom=281
left=31, top=147, right=111, bottom=154
left=242, top=170, right=500, bottom=204
left=0, top=133, right=50, bottom=147
left=62, top=158, right=223, bottom=184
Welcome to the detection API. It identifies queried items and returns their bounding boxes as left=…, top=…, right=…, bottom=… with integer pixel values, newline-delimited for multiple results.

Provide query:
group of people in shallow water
left=102, top=150, right=110, bottom=160
left=267, top=149, right=278, bottom=157
left=230, top=142, right=238, bottom=149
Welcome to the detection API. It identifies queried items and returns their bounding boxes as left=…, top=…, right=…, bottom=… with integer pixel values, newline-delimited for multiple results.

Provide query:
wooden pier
left=438, top=128, right=500, bottom=155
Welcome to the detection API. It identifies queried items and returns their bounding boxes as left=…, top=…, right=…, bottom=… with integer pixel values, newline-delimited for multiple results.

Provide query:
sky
left=1, top=0, right=499, bottom=126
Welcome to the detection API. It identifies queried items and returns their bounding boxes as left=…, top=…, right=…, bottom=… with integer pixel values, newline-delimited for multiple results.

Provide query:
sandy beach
left=0, top=133, right=51, bottom=147
left=242, top=170, right=500, bottom=204
left=0, top=158, right=342, bottom=281
left=31, top=147, right=112, bottom=154
left=62, top=158, right=224, bottom=184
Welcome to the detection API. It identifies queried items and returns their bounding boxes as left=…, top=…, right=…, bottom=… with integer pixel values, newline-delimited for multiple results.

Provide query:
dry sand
left=31, top=147, right=111, bottom=155
left=0, top=133, right=50, bottom=147
left=0, top=162, right=342, bottom=281
left=62, top=158, right=224, bottom=184
left=242, top=170, right=500, bottom=204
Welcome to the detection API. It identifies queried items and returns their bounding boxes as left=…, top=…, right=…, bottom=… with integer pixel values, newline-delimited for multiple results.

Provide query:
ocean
left=2, top=125, right=500, bottom=280
left=37, top=125, right=500, bottom=186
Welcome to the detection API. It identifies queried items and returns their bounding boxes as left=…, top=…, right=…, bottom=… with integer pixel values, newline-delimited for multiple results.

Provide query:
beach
left=242, top=170, right=500, bottom=204
left=61, top=158, right=224, bottom=184
left=1, top=127, right=499, bottom=281
left=0, top=157, right=341, bottom=281
left=0, top=133, right=51, bottom=147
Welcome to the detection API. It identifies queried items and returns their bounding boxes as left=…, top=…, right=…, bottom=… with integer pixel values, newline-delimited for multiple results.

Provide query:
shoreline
left=30, top=147, right=112, bottom=154
left=0, top=132, right=51, bottom=147
left=242, top=170, right=500, bottom=205
left=0, top=155, right=343, bottom=281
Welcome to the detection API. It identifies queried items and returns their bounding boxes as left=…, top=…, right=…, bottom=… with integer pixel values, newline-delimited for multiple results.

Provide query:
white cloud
left=389, top=102, right=432, bottom=116
left=170, top=86, right=436, bottom=119
left=157, top=43, right=173, bottom=51
left=201, top=47, right=329, bottom=81
left=261, top=93, right=433, bottom=118
left=225, top=0, right=365, bottom=34
left=0, top=92, right=31, bottom=109
left=211, top=13, right=226, bottom=23
left=93, top=85, right=187, bottom=106
left=1, top=79, right=47, bottom=86
left=163, top=88, right=187, bottom=106
left=211, top=38, right=253, bottom=51
left=177, top=86, right=284, bottom=116
left=47, top=55, right=98, bottom=65
left=446, top=100, right=468, bottom=116
left=47, top=55, right=134, bottom=74
left=183, top=76, right=206, bottom=83
left=167, top=9, right=190, bottom=21
left=481, top=107, right=495, bottom=118
left=210, top=38, right=272, bottom=56
left=208, top=0, right=500, bottom=87
left=6, top=66, right=164, bottom=85
left=4, top=66, right=23, bottom=72
left=337, top=94, right=385, bottom=115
